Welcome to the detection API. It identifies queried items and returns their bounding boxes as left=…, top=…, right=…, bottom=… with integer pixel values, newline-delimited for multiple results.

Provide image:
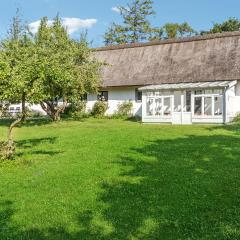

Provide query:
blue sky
left=0, top=0, right=239, bottom=47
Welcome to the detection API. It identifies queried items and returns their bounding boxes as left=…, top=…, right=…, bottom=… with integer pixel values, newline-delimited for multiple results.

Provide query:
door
left=172, top=91, right=192, bottom=124
left=172, top=91, right=182, bottom=124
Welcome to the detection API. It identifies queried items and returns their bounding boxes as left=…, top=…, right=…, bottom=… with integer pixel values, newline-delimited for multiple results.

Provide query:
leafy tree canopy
left=104, top=0, right=197, bottom=45
left=34, top=15, right=102, bottom=120
left=161, top=22, right=197, bottom=39
left=0, top=12, right=102, bottom=159
left=104, top=0, right=158, bottom=45
left=202, top=18, right=240, bottom=35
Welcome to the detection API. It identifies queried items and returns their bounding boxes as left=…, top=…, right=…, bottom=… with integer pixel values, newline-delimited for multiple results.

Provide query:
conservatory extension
left=139, top=80, right=240, bottom=124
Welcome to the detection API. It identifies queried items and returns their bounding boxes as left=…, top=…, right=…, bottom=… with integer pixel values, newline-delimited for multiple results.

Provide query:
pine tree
left=8, top=8, right=24, bottom=40
left=104, top=0, right=157, bottom=45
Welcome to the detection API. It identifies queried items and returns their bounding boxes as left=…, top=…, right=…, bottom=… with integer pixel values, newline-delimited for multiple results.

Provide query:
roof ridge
left=95, top=31, right=240, bottom=51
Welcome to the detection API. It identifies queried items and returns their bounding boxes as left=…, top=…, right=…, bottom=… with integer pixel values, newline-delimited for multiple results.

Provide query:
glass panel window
left=135, top=89, right=142, bottom=102
left=205, top=89, right=212, bottom=94
left=185, top=91, right=191, bottom=112
left=204, top=97, right=212, bottom=116
left=146, top=92, right=154, bottom=97
left=174, top=92, right=181, bottom=112
left=194, top=97, right=202, bottom=115
left=163, top=97, right=171, bottom=116
left=214, top=96, right=222, bottom=115
left=81, top=93, right=87, bottom=101
left=162, top=91, right=171, bottom=96
left=97, top=91, right=108, bottom=101
left=213, top=89, right=223, bottom=94
left=147, top=98, right=154, bottom=116
left=155, top=98, right=162, bottom=116
left=195, top=90, right=203, bottom=95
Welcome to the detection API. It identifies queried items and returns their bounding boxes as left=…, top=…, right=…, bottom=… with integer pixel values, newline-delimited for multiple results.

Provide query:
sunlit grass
left=0, top=118, right=239, bottom=239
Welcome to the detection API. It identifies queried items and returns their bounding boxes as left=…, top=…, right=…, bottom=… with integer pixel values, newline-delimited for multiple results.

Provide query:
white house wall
left=226, top=81, right=240, bottom=122
left=87, top=87, right=142, bottom=116
left=7, top=103, right=46, bottom=115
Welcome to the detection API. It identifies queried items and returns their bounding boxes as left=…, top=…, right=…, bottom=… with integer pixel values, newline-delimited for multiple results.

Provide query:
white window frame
left=146, top=93, right=173, bottom=117
left=192, top=91, right=223, bottom=118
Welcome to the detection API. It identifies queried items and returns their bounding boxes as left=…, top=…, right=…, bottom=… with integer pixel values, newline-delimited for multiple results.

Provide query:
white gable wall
left=87, top=87, right=142, bottom=116
left=226, top=80, right=240, bottom=122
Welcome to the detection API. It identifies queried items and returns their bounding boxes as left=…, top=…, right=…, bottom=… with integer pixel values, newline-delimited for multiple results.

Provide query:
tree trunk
left=40, top=98, right=68, bottom=121
left=6, top=94, right=26, bottom=159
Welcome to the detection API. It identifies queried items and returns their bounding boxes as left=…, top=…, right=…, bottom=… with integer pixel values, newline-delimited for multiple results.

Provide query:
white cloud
left=29, top=17, right=97, bottom=35
left=62, top=18, right=97, bottom=34
left=111, top=6, right=121, bottom=13
left=29, top=20, right=44, bottom=34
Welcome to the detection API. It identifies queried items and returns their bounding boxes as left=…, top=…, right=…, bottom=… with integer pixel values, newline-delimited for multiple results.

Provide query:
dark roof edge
left=95, top=31, right=240, bottom=52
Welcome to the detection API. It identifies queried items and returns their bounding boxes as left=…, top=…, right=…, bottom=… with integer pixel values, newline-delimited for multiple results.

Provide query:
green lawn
left=0, top=119, right=240, bottom=240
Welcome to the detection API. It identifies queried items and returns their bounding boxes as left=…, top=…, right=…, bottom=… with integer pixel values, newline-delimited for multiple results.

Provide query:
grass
left=0, top=118, right=240, bottom=240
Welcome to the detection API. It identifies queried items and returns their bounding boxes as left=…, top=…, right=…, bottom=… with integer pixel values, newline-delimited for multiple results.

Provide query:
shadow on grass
left=1, top=134, right=240, bottom=239
left=0, top=118, right=53, bottom=128
left=211, top=122, right=240, bottom=134
left=97, top=134, right=240, bottom=239
left=15, top=137, right=62, bottom=158
left=17, top=137, right=57, bottom=148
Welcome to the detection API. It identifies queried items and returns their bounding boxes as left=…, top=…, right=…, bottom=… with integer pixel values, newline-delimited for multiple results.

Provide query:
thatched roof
left=95, top=31, right=240, bottom=87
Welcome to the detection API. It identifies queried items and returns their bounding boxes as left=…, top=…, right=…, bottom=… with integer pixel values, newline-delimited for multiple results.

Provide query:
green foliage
left=0, top=28, right=39, bottom=105
left=104, top=1, right=197, bottom=44
left=202, top=18, right=240, bottom=34
left=161, top=22, right=197, bottom=39
left=0, top=11, right=102, bottom=159
left=0, top=141, right=15, bottom=160
left=91, top=101, right=108, bottom=117
left=232, top=113, right=240, bottom=123
left=34, top=15, right=102, bottom=120
left=0, top=9, right=40, bottom=157
left=115, top=101, right=133, bottom=116
left=26, top=109, right=45, bottom=118
left=104, top=0, right=158, bottom=45
left=64, top=100, right=88, bottom=119
left=0, top=102, right=10, bottom=118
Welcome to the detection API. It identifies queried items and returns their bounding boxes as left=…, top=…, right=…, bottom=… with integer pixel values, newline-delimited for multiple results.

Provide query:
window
left=213, top=89, right=222, bottom=94
left=163, top=97, right=171, bottom=115
left=97, top=91, right=108, bottom=101
left=147, top=98, right=154, bottom=116
left=193, top=90, right=223, bottom=117
left=80, top=93, right=87, bottom=101
left=135, top=89, right=142, bottom=102
left=9, top=107, right=14, bottom=111
left=155, top=98, right=162, bottom=115
left=186, top=91, right=191, bottom=112
left=194, top=97, right=202, bottom=115
left=214, top=96, right=222, bottom=115
left=16, top=107, right=21, bottom=112
left=204, top=97, right=212, bottom=116
left=174, top=92, right=181, bottom=112
left=195, top=90, right=203, bottom=95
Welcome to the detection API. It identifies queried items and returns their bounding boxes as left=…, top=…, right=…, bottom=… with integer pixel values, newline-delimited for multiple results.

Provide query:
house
left=87, top=31, right=240, bottom=124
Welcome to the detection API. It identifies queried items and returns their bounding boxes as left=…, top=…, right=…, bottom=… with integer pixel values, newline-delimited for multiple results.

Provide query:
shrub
left=233, top=113, right=240, bottom=123
left=91, top=101, right=108, bottom=117
left=27, top=109, right=45, bottom=118
left=116, top=101, right=133, bottom=117
left=0, top=141, right=15, bottom=161
left=64, top=101, right=88, bottom=119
